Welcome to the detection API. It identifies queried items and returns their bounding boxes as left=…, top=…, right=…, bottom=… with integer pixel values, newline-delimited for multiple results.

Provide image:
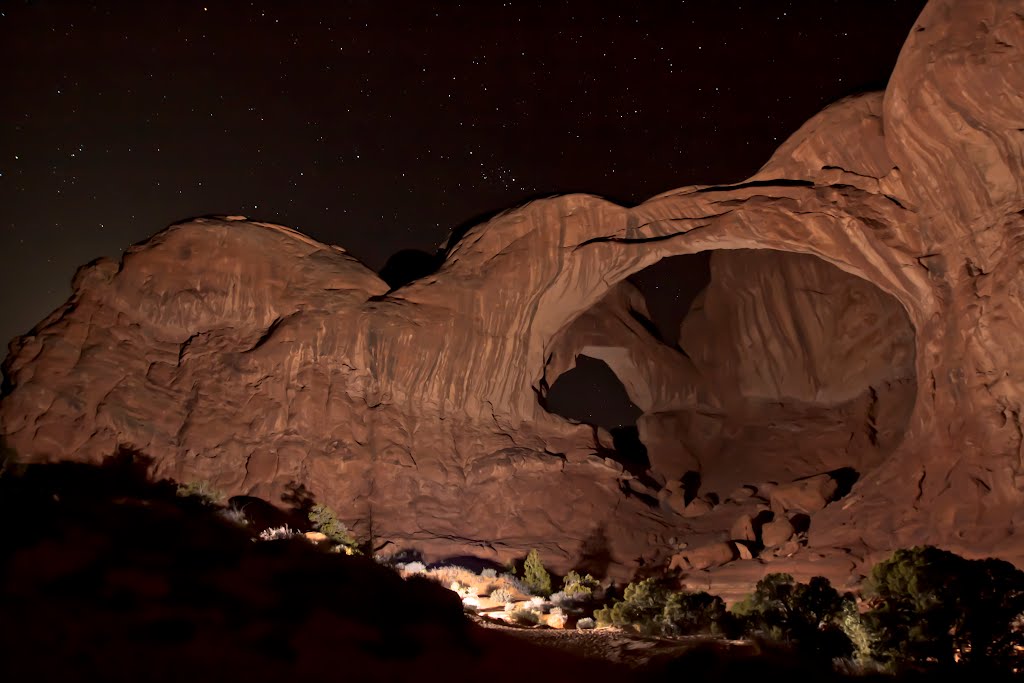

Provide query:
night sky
left=1, top=1, right=928, bottom=398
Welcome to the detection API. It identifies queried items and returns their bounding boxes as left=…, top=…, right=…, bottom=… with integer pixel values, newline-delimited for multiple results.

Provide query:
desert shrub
left=175, top=480, right=224, bottom=506
left=837, top=597, right=875, bottom=667
left=307, top=504, right=358, bottom=551
left=511, top=609, right=540, bottom=626
left=258, top=525, right=299, bottom=541
left=549, top=591, right=570, bottom=606
left=490, top=587, right=513, bottom=604
left=861, top=545, right=1024, bottom=673
left=427, top=565, right=482, bottom=592
left=594, top=578, right=672, bottom=635
left=499, top=572, right=529, bottom=595
left=577, top=617, right=596, bottom=630
left=663, top=591, right=737, bottom=637
left=595, top=579, right=736, bottom=637
left=216, top=505, right=248, bottom=527
left=733, top=573, right=851, bottom=662
left=562, top=570, right=599, bottom=597
left=523, top=548, right=552, bottom=597
left=480, top=568, right=497, bottom=579
left=401, top=561, right=426, bottom=575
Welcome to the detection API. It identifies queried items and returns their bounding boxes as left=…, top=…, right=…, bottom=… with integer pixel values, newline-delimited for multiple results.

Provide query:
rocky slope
left=3, top=0, right=1024, bottom=585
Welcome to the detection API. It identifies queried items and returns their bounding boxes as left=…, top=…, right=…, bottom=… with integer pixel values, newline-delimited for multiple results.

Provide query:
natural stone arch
left=5, top=0, right=1024, bottom=580
left=508, top=187, right=936, bottom=423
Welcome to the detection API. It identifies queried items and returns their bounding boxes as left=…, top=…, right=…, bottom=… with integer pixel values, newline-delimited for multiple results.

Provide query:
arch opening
left=540, top=248, right=918, bottom=503
left=543, top=355, right=650, bottom=477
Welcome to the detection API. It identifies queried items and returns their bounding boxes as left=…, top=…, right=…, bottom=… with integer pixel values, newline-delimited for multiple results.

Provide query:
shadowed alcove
left=540, top=248, right=917, bottom=498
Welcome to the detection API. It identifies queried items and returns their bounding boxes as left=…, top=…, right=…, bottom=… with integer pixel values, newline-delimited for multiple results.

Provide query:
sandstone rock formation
left=4, top=0, right=1024, bottom=585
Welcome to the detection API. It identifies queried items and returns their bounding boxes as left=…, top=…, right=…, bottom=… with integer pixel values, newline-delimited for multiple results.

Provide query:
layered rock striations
left=4, top=0, right=1024, bottom=582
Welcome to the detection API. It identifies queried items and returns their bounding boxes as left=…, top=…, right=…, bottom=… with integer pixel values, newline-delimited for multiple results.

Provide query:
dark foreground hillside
left=0, top=452, right=625, bottom=683
left=0, top=451, right=1010, bottom=683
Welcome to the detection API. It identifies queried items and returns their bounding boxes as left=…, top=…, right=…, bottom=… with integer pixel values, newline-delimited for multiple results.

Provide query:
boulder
left=736, top=542, right=755, bottom=561
left=730, top=514, right=757, bottom=543
left=769, top=474, right=838, bottom=515
left=664, top=490, right=688, bottom=516
left=682, top=498, right=714, bottom=518
left=727, top=485, right=757, bottom=502
left=546, top=612, right=568, bottom=629
left=762, top=518, right=796, bottom=548
left=669, top=542, right=738, bottom=572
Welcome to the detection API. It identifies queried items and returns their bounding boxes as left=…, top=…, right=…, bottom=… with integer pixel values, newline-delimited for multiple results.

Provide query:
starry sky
left=1, top=0, right=927, bottom=396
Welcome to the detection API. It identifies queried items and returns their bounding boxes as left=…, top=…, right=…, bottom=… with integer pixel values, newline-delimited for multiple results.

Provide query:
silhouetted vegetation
left=0, top=451, right=626, bottom=682
left=594, top=577, right=738, bottom=637
left=5, top=447, right=1024, bottom=681
left=857, top=545, right=1024, bottom=674
left=732, top=573, right=852, bottom=664
left=175, top=479, right=225, bottom=505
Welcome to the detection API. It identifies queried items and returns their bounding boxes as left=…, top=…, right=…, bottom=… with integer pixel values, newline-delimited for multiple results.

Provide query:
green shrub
left=594, top=578, right=670, bottom=634
left=838, top=596, right=875, bottom=667
left=663, top=591, right=736, bottom=637
left=562, top=570, right=599, bottom=597
left=308, top=503, right=358, bottom=551
left=862, top=546, right=1024, bottom=672
left=595, top=578, right=734, bottom=637
left=523, top=548, right=552, bottom=597
left=733, top=573, right=851, bottom=662
left=175, top=480, right=224, bottom=506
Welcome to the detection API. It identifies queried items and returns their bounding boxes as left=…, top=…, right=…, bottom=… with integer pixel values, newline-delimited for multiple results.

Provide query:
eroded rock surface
left=4, top=0, right=1024, bottom=585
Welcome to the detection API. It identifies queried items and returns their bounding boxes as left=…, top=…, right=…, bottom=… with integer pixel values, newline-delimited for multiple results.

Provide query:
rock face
left=680, top=249, right=916, bottom=406
left=4, top=0, right=1024, bottom=581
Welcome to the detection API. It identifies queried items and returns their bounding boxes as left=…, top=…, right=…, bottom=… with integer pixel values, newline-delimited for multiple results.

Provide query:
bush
left=217, top=505, right=248, bottom=527
left=594, top=578, right=672, bottom=635
left=733, top=573, right=851, bottom=662
left=175, top=480, right=224, bottom=506
left=480, top=568, right=497, bottom=579
left=862, top=545, right=1024, bottom=672
left=838, top=596, right=875, bottom=667
left=594, top=578, right=733, bottom=637
left=562, top=570, right=599, bottom=597
left=549, top=591, right=570, bottom=606
left=490, top=587, right=514, bottom=604
left=663, top=591, right=736, bottom=637
left=511, top=609, right=539, bottom=626
left=523, top=548, right=552, bottom=597
left=576, top=617, right=596, bottom=630
left=499, top=572, right=529, bottom=595
left=258, top=525, right=299, bottom=541
left=308, top=504, right=358, bottom=551
left=400, top=561, right=426, bottom=575
left=601, top=578, right=667, bottom=632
